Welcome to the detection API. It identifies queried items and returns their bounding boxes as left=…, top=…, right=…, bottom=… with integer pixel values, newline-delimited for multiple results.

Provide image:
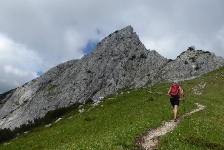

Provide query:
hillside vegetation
left=0, top=66, right=224, bottom=149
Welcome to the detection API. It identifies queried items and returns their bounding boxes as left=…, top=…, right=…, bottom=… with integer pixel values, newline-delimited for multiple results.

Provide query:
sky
left=0, top=0, right=224, bottom=94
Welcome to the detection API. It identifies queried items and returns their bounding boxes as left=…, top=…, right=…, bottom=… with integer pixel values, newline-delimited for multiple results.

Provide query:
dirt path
left=135, top=103, right=206, bottom=150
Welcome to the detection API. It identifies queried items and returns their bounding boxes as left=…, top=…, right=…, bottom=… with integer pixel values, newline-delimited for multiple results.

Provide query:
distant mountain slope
left=0, top=26, right=224, bottom=130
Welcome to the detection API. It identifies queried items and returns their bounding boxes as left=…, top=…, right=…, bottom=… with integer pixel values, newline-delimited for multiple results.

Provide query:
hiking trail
left=136, top=103, right=206, bottom=150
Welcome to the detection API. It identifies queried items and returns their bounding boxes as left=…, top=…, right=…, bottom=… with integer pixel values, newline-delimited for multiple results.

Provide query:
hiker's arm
left=179, top=87, right=184, bottom=96
left=168, top=87, right=171, bottom=94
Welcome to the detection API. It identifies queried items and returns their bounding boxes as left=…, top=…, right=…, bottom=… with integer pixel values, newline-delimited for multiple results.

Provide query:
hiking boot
left=174, top=118, right=178, bottom=122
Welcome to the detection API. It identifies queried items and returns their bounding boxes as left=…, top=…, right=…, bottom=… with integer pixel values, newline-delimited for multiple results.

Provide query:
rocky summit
left=0, top=26, right=224, bottom=129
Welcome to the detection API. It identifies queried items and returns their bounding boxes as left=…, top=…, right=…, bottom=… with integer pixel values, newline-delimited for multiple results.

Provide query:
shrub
left=86, top=98, right=93, bottom=104
left=129, top=55, right=136, bottom=60
left=190, top=57, right=196, bottom=62
left=0, top=102, right=81, bottom=143
left=140, top=54, right=147, bottom=59
left=0, top=128, right=14, bottom=142
left=148, top=97, right=154, bottom=102
left=187, top=46, right=195, bottom=51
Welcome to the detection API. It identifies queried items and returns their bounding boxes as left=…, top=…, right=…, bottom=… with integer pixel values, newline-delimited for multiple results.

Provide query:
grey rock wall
left=159, top=46, right=224, bottom=82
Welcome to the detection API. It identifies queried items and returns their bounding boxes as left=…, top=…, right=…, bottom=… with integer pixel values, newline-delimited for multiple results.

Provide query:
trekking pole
left=183, top=94, right=185, bottom=112
left=183, top=89, right=185, bottom=113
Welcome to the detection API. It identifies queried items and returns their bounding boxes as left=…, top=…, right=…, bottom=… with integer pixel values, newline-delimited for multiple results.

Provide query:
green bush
left=85, top=98, right=93, bottom=104
left=129, top=54, right=136, bottom=60
left=0, top=102, right=81, bottom=143
left=148, top=97, right=154, bottom=102
left=140, top=54, right=147, bottom=59
left=0, top=128, right=14, bottom=142
left=187, top=46, right=195, bottom=51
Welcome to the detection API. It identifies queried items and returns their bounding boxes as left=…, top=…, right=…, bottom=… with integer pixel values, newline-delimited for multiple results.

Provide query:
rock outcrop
left=0, top=26, right=224, bottom=130
left=158, top=46, right=224, bottom=83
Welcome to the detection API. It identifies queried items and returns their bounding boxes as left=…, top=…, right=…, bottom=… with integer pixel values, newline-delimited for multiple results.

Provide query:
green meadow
left=1, top=66, right=224, bottom=149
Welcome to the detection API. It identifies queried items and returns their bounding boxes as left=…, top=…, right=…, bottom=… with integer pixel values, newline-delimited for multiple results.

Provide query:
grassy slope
left=157, top=67, right=224, bottom=150
left=0, top=67, right=224, bottom=150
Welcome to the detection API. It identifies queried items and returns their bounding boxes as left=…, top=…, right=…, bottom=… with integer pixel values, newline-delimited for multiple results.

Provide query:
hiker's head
left=173, top=80, right=178, bottom=84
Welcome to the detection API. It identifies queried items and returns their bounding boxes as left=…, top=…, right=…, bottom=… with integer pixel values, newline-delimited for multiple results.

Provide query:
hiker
left=168, top=81, right=184, bottom=122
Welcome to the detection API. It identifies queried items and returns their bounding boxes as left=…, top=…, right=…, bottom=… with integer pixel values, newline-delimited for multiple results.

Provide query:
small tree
left=187, top=46, right=195, bottom=51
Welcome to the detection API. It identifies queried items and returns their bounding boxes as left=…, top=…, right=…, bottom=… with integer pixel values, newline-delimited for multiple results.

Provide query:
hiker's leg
left=170, top=98, right=178, bottom=119
left=173, top=105, right=178, bottom=119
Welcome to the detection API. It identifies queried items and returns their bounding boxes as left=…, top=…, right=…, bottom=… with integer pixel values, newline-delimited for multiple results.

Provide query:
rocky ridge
left=0, top=26, right=224, bottom=129
left=158, top=46, right=224, bottom=83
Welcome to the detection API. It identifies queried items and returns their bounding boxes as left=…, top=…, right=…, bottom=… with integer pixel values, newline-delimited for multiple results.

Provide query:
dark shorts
left=170, top=97, right=179, bottom=106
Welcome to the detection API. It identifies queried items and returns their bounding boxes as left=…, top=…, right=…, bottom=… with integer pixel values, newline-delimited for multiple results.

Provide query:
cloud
left=0, top=33, right=42, bottom=93
left=4, top=65, right=28, bottom=77
left=0, top=0, right=224, bottom=93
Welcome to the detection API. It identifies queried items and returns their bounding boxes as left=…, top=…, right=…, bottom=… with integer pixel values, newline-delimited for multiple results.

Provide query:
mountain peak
left=0, top=26, right=224, bottom=130
left=120, top=25, right=133, bottom=32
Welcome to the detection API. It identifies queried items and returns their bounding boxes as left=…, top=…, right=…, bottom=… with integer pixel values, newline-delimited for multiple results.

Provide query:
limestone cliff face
left=0, top=26, right=223, bottom=129
left=158, top=46, right=224, bottom=83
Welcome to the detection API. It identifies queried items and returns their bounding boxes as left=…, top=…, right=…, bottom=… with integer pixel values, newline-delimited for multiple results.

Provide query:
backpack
left=170, top=83, right=179, bottom=97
